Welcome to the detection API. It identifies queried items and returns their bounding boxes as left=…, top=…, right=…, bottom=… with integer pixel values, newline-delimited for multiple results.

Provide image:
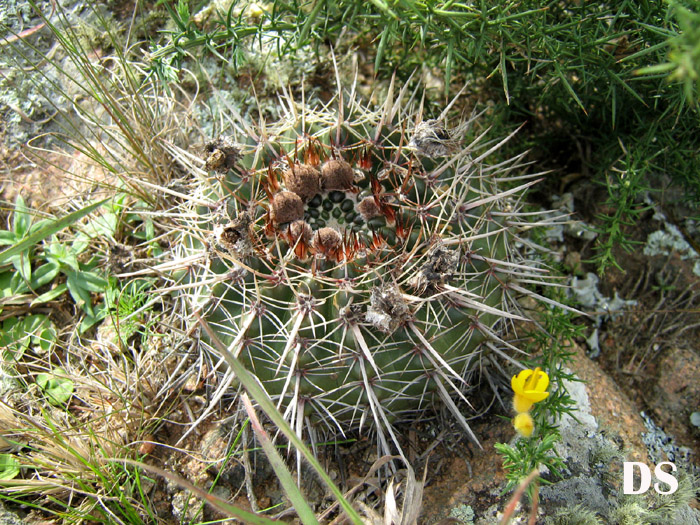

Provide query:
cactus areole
left=184, top=84, right=554, bottom=454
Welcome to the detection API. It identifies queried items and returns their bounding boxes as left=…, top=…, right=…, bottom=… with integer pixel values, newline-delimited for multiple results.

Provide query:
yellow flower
left=513, top=412, right=535, bottom=438
left=511, top=367, right=549, bottom=414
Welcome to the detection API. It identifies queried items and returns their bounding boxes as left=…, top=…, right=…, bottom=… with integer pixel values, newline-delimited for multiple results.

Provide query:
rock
left=424, top=343, right=699, bottom=523
left=537, top=344, right=699, bottom=523
left=171, top=491, right=201, bottom=523
left=649, top=347, right=700, bottom=460
left=0, top=502, right=23, bottom=525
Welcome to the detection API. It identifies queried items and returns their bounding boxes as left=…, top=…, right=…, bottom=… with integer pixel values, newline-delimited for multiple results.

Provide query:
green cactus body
left=180, top=82, right=552, bottom=453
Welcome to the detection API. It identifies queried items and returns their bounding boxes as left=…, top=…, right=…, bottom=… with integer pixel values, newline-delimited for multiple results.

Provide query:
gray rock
left=0, top=502, right=24, bottom=525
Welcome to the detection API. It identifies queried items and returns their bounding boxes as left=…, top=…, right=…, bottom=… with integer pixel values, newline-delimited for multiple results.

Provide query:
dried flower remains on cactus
left=172, top=77, right=566, bottom=457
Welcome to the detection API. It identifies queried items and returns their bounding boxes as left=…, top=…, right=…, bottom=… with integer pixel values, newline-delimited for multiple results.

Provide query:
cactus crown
left=173, top=76, right=559, bottom=457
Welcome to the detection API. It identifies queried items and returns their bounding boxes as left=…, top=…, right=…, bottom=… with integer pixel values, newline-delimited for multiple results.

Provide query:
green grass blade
left=607, top=70, right=647, bottom=106
left=118, top=459, right=282, bottom=524
left=241, top=394, right=318, bottom=525
left=195, top=313, right=364, bottom=525
left=0, top=199, right=108, bottom=265
left=368, top=0, right=398, bottom=20
left=551, top=59, right=586, bottom=114
left=375, top=22, right=392, bottom=73
left=500, top=40, right=509, bottom=104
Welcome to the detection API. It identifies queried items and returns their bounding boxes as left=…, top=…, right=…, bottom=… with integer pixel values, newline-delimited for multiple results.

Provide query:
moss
left=545, top=505, right=603, bottom=525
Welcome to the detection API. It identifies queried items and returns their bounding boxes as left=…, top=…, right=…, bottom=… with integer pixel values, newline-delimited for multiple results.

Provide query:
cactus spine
left=174, top=78, right=558, bottom=455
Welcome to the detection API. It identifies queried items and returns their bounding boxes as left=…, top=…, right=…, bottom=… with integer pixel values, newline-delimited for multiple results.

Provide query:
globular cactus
left=174, top=78, right=557, bottom=455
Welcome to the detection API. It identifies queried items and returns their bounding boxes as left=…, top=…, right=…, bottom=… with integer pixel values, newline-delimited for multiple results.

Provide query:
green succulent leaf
left=8, top=271, right=30, bottom=296
left=65, top=271, right=94, bottom=314
left=46, top=242, right=79, bottom=272
left=83, top=210, right=118, bottom=239
left=76, top=270, right=108, bottom=293
left=71, top=237, right=90, bottom=256
left=79, top=302, right=108, bottom=333
left=0, top=270, right=12, bottom=297
left=0, top=315, right=54, bottom=359
left=25, top=315, right=57, bottom=353
left=10, top=252, right=32, bottom=283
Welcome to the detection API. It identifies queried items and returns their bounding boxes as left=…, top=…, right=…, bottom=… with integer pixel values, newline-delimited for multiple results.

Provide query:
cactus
left=174, top=77, right=560, bottom=456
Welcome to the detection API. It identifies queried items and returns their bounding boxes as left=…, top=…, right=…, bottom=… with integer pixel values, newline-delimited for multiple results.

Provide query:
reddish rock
left=650, top=346, right=700, bottom=459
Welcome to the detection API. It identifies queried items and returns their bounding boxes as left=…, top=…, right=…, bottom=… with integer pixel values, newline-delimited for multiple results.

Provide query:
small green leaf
left=0, top=271, right=12, bottom=296
left=83, top=211, right=118, bottom=238
left=27, top=218, right=53, bottom=235
left=1, top=315, right=56, bottom=359
left=76, top=270, right=108, bottom=293
left=25, top=316, right=57, bottom=353
left=143, top=218, right=155, bottom=241
left=12, top=195, right=31, bottom=239
left=36, top=368, right=74, bottom=406
left=634, top=62, right=677, bottom=76
left=80, top=310, right=107, bottom=333
left=30, top=262, right=61, bottom=289
left=71, top=235, right=90, bottom=256
left=0, top=230, right=16, bottom=245
left=66, top=271, right=93, bottom=315
left=1, top=317, right=30, bottom=361
left=36, top=325, right=57, bottom=353
left=375, top=22, right=392, bottom=72
left=23, top=314, right=48, bottom=334
left=32, top=283, right=68, bottom=305
left=9, top=268, right=30, bottom=295
left=0, top=454, right=20, bottom=480
left=46, top=242, right=79, bottom=272
left=11, top=252, right=32, bottom=283
left=0, top=199, right=108, bottom=265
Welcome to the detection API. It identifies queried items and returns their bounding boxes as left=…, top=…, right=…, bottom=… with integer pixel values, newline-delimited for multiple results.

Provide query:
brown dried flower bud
left=313, top=227, right=342, bottom=254
left=320, top=159, right=354, bottom=191
left=270, top=191, right=304, bottom=225
left=284, top=164, right=321, bottom=202
left=288, top=220, right=312, bottom=244
left=358, top=196, right=382, bottom=219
